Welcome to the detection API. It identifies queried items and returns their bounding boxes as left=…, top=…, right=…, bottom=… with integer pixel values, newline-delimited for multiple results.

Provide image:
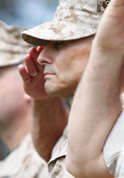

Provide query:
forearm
left=66, top=40, right=123, bottom=178
left=31, top=97, right=68, bottom=161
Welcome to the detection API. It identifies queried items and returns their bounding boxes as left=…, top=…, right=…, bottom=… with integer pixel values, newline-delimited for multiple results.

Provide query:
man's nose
left=37, top=44, right=54, bottom=65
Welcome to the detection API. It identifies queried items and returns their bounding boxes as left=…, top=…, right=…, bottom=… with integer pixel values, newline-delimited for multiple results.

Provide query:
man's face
left=0, top=65, right=27, bottom=123
left=38, top=36, right=93, bottom=98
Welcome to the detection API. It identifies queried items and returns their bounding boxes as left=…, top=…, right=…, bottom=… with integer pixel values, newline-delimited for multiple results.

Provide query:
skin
left=18, top=37, right=93, bottom=161
left=0, top=65, right=31, bottom=152
left=19, top=38, right=92, bottom=99
left=18, top=47, right=69, bottom=161
left=37, top=38, right=93, bottom=99
left=66, top=0, right=124, bottom=177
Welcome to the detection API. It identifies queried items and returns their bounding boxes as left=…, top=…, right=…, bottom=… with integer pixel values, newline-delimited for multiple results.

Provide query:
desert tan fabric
left=0, top=21, right=31, bottom=67
left=115, top=143, right=124, bottom=177
left=103, top=108, right=124, bottom=176
left=22, top=0, right=110, bottom=46
left=0, top=134, right=48, bottom=178
left=104, top=94, right=124, bottom=177
left=48, top=96, right=124, bottom=178
left=48, top=127, right=75, bottom=178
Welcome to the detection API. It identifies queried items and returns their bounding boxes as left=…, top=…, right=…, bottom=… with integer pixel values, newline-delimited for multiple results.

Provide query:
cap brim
left=0, top=21, right=32, bottom=67
left=22, top=14, right=100, bottom=46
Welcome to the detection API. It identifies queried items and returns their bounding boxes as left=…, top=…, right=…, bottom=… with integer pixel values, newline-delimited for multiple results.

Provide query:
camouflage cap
left=0, top=21, right=31, bottom=67
left=22, top=0, right=110, bottom=46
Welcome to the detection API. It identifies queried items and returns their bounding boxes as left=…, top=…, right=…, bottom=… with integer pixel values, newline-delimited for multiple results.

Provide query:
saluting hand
left=18, top=47, right=49, bottom=100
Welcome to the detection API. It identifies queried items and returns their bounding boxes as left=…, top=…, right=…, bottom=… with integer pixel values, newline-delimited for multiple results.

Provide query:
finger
left=29, top=47, right=44, bottom=71
left=24, top=54, right=38, bottom=76
left=35, top=46, right=45, bottom=71
left=29, top=47, right=39, bottom=63
left=18, top=64, right=31, bottom=84
left=110, top=0, right=124, bottom=7
left=37, top=46, right=44, bottom=54
left=104, top=0, right=124, bottom=15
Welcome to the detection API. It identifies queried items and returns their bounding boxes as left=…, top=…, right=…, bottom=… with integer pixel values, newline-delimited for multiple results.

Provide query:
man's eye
left=55, top=41, right=64, bottom=48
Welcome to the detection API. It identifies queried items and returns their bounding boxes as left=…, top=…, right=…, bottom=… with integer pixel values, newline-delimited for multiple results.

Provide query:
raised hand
left=95, top=0, right=124, bottom=53
left=18, top=47, right=49, bottom=100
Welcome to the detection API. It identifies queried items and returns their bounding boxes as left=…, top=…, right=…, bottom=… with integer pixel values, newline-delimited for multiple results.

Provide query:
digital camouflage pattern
left=22, top=0, right=110, bottom=46
left=0, top=21, right=31, bottom=67
left=48, top=127, right=75, bottom=178
left=115, top=140, right=124, bottom=177
left=103, top=95, right=124, bottom=176
left=0, top=134, right=48, bottom=178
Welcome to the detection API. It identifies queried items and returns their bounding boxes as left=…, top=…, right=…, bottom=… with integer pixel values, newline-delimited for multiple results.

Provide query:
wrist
left=32, top=97, right=62, bottom=106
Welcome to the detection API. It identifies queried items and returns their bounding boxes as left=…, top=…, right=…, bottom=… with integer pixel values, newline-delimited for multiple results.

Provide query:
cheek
left=56, top=60, right=70, bottom=79
left=56, top=60, right=88, bottom=86
left=56, top=49, right=89, bottom=80
left=73, top=58, right=88, bottom=75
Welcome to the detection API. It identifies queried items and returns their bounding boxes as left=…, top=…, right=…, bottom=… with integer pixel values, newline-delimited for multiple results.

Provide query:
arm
left=31, top=97, right=68, bottom=161
left=66, top=0, right=124, bottom=177
left=18, top=47, right=68, bottom=161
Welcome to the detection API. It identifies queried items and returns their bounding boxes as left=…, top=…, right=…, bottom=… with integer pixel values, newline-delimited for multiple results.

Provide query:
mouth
left=43, top=72, right=55, bottom=79
left=44, top=72, right=55, bottom=76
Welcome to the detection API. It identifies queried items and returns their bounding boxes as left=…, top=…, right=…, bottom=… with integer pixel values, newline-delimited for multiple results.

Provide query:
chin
left=45, top=87, right=73, bottom=98
left=44, top=83, right=57, bottom=97
left=45, top=87, right=60, bottom=97
left=44, top=80, right=65, bottom=96
left=44, top=81, right=76, bottom=98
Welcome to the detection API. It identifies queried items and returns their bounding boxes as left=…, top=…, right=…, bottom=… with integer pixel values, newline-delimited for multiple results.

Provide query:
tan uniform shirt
left=115, top=143, right=124, bottom=177
left=103, top=94, right=124, bottom=177
left=48, top=97, right=124, bottom=178
left=48, top=127, right=74, bottom=178
left=0, top=134, right=48, bottom=178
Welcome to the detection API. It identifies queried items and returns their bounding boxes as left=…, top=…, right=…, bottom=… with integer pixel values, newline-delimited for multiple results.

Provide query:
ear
left=24, top=93, right=31, bottom=103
